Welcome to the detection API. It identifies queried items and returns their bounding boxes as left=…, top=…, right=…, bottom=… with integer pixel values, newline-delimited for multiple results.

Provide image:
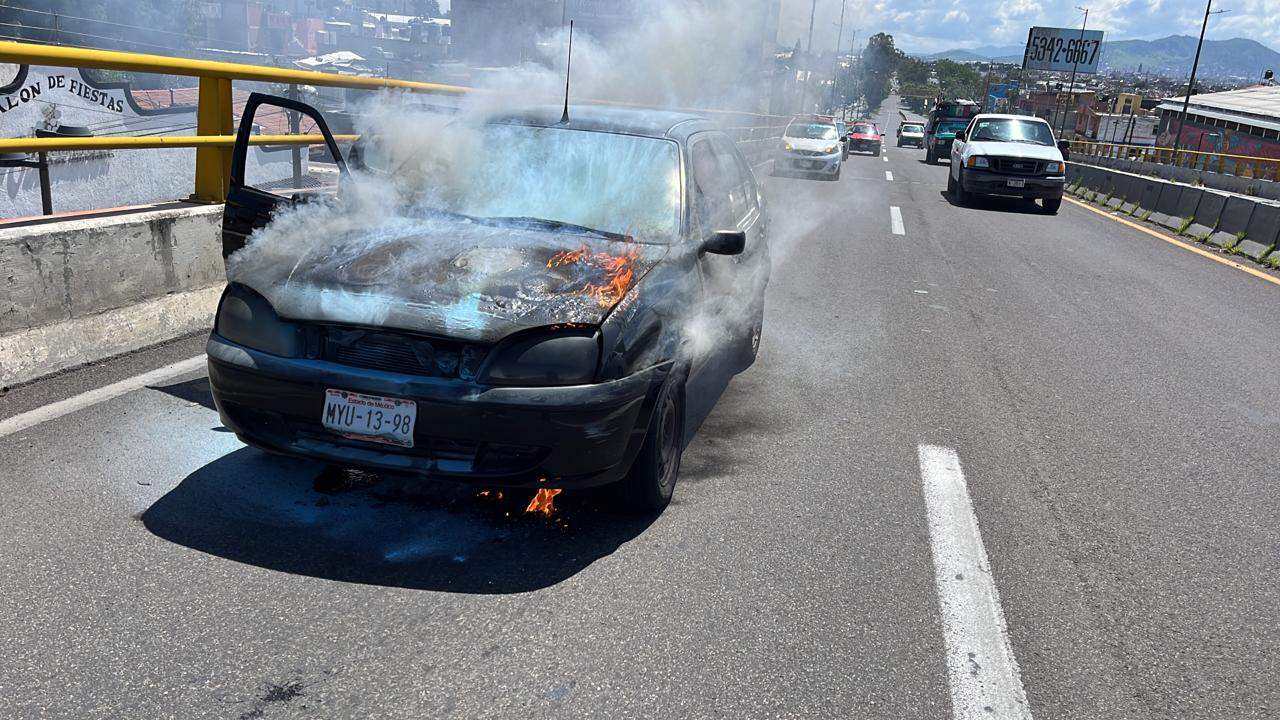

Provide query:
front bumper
left=962, top=171, right=1066, bottom=199
left=206, top=334, right=667, bottom=488
left=775, top=152, right=841, bottom=175
left=899, top=136, right=924, bottom=147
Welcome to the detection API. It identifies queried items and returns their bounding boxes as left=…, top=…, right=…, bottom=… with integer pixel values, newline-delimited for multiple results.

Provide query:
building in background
left=1155, top=84, right=1280, bottom=159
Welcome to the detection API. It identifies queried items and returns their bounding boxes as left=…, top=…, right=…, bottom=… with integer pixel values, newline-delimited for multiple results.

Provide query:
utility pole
left=830, top=0, right=847, bottom=112
left=1058, top=6, right=1088, bottom=138
left=1174, top=0, right=1228, bottom=157
left=799, top=0, right=817, bottom=114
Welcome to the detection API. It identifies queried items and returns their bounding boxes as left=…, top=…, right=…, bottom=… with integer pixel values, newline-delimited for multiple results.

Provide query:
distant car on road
left=774, top=117, right=843, bottom=180
left=847, top=122, right=882, bottom=156
left=897, top=122, right=925, bottom=148
left=947, top=113, right=1069, bottom=214
left=925, top=99, right=980, bottom=164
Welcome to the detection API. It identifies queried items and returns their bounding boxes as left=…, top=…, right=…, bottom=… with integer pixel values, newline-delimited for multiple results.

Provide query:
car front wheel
left=1042, top=197, right=1062, bottom=214
left=619, top=372, right=685, bottom=513
left=953, top=169, right=970, bottom=205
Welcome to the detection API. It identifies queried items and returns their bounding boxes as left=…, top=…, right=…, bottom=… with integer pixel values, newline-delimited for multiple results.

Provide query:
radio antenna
left=561, top=20, right=574, bottom=124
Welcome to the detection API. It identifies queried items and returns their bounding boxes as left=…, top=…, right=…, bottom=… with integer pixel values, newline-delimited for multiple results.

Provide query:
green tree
left=412, top=0, right=442, bottom=18
left=858, top=32, right=897, bottom=112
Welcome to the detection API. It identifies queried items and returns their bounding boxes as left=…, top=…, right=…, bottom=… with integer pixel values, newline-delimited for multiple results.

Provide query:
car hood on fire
left=227, top=218, right=667, bottom=345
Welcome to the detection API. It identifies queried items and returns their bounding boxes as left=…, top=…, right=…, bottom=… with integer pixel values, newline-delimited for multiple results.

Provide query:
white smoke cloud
left=230, top=0, right=865, bottom=368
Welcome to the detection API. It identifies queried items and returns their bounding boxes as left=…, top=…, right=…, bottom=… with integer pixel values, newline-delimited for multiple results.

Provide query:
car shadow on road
left=141, top=357, right=744, bottom=595
left=938, top=190, right=1048, bottom=215
left=150, top=377, right=217, bottom=411
left=142, top=447, right=660, bottom=594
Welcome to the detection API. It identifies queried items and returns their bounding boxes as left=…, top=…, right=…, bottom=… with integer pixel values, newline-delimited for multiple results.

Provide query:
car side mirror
left=701, top=230, right=746, bottom=256
left=1057, top=139, right=1071, bottom=160
left=954, top=130, right=966, bottom=141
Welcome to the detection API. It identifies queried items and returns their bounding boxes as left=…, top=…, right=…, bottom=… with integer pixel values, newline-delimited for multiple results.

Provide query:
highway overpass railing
left=0, top=41, right=791, bottom=211
left=1069, top=140, right=1280, bottom=183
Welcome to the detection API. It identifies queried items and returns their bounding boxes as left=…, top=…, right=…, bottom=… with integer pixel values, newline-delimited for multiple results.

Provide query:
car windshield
left=786, top=122, right=839, bottom=140
left=368, top=123, right=682, bottom=242
left=853, top=124, right=877, bottom=134
left=968, top=118, right=1056, bottom=146
left=902, top=124, right=924, bottom=133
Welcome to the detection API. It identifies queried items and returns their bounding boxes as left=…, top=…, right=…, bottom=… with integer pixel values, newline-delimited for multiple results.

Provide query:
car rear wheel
left=619, top=372, right=685, bottom=513
left=926, top=147, right=935, bottom=164
left=1042, top=197, right=1062, bottom=214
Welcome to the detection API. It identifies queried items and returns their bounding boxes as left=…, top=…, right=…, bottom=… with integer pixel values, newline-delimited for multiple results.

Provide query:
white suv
left=947, top=114, right=1068, bottom=214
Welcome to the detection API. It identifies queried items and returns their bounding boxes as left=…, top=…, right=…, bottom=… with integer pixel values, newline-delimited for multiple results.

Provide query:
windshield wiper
left=479, top=216, right=628, bottom=240
left=405, top=206, right=479, bottom=222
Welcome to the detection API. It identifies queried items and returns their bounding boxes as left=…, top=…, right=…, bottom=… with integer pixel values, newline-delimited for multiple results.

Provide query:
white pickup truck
left=947, top=113, right=1070, bottom=214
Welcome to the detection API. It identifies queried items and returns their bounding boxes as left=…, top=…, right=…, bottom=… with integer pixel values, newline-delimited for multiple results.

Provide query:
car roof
left=971, top=113, right=1050, bottom=122
left=488, top=104, right=715, bottom=141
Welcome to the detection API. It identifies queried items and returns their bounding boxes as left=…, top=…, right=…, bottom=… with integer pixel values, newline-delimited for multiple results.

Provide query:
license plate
left=322, top=389, right=417, bottom=448
left=1007, top=178, right=1026, bottom=188
left=806, top=160, right=822, bottom=169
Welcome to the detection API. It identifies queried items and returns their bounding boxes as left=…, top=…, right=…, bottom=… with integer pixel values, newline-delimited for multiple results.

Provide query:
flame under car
left=206, top=95, right=771, bottom=512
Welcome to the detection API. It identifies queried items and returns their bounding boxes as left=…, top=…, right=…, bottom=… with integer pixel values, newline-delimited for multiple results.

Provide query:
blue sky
left=778, top=0, right=1280, bottom=54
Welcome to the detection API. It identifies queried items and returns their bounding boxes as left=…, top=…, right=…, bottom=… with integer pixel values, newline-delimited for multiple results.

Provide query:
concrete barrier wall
left=1073, top=152, right=1280, bottom=202
left=0, top=204, right=225, bottom=387
left=1068, top=161, right=1280, bottom=265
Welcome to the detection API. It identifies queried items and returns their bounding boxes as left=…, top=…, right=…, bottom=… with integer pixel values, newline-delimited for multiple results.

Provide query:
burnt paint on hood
left=227, top=217, right=666, bottom=345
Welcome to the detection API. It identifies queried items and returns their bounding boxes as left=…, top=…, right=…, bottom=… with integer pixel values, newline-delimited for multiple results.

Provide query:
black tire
left=619, top=372, right=685, bottom=513
left=953, top=169, right=970, bottom=205
left=1042, top=197, right=1062, bottom=214
left=926, top=147, right=935, bottom=164
left=832, top=166, right=842, bottom=181
left=732, top=299, right=765, bottom=372
left=946, top=170, right=957, bottom=197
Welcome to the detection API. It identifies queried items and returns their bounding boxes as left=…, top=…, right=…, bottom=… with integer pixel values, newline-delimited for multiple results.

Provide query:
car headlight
left=215, top=284, right=302, bottom=357
left=1047, top=161, right=1066, bottom=174
left=782, top=141, right=794, bottom=151
left=967, top=156, right=990, bottom=169
left=479, top=328, right=599, bottom=386
left=824, top=145, right=838, bottom=154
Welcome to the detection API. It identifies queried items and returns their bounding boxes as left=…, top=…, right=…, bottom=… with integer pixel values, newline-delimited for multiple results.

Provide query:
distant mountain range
left=914, top=36, right=1280, bottom=81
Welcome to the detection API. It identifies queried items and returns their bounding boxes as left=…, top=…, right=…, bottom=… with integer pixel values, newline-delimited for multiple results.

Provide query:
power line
left=0, top=4, right=246, bottom=50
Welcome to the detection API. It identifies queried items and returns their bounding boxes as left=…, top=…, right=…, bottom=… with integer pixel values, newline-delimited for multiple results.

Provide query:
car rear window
left=853, top=124, right=876, bottom=134
left=902, top=124, right=924, bottom=132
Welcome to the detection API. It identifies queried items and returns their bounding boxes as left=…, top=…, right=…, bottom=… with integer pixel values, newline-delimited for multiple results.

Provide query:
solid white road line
left=918, top=445, right=1033, bottom=720
left=890, top=206, right=905, bottom=235
left=0, top=355, right=207, bottom=440
left=886, top=171, right=894, bottom=182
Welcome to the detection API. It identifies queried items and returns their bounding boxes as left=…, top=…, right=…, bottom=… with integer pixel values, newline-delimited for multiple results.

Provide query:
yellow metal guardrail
left=0, top=41, right=793, bottom=208
left=1069, top=140, right=1280, bottom=182
left=0, top=41, right=469, bottom=204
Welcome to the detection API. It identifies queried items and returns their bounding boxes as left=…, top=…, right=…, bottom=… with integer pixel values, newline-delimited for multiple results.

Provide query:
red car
left=847, top=122, right=882, bottom=156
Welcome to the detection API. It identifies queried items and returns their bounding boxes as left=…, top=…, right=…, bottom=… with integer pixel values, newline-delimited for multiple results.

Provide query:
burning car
left=206, top=94, right=770, bottom=512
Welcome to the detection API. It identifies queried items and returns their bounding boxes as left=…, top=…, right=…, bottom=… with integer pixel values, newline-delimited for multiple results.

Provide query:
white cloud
left=776, top=0, right=1280, bottom=54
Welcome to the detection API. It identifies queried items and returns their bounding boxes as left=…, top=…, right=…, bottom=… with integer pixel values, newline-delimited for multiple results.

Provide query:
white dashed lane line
left=883, top=155, right=890, bottom=163
left=918, top=445, right=1034, bottom=720
left=886, top=171, right=894, bottom=182
left=890, top=206, right=905, bottom=235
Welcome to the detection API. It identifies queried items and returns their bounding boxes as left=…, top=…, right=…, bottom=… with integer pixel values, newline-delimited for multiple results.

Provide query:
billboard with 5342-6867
left=1022, top=26, right=1106, bottom=73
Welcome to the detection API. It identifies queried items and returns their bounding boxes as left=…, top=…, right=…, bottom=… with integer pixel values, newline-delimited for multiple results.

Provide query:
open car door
left=222, top=92, right=349, bottom=259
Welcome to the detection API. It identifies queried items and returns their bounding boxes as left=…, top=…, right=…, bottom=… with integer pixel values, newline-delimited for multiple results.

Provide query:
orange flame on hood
left=525, top=488, right=563, bottom=517
left=547, top=245, right=641, bottom=308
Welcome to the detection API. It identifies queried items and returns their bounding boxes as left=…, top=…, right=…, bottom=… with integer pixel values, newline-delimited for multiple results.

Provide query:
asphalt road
left=3, top=99, right=1279, bottom=719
